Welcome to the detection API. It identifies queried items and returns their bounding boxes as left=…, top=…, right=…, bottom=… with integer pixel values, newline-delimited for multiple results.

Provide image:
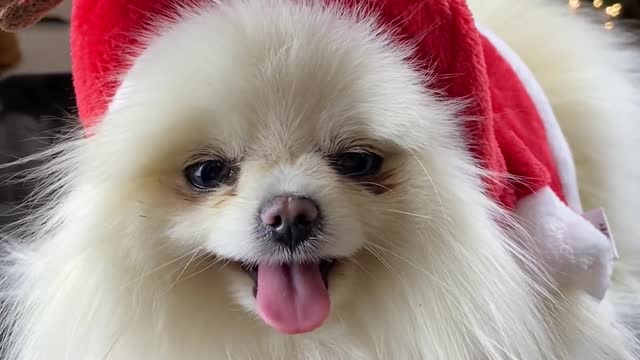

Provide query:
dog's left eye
left=184, top=160, right=234, bottom=190
left=332, top=152, right=383, bottom=178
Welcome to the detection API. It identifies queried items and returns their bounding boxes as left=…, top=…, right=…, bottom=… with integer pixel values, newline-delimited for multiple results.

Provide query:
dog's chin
left=227, top=258, right=340, bottom=335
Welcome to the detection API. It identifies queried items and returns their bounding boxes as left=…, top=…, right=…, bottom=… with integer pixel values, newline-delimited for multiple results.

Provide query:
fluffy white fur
left=2, top=0, right=639, bottom=359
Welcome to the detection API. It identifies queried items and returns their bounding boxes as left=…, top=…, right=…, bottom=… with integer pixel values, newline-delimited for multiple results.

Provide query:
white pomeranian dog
left=1, top=0, right=639, bottom=358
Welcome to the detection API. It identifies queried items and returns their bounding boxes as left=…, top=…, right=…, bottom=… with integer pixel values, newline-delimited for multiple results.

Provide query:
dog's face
left=167, top=110, right=410, bottom=334
left=90, top=1, right=461, bottom=336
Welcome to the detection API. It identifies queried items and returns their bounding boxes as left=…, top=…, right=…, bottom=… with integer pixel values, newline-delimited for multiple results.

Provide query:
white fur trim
left=514, top=187, right=614, bottom=300
left=476, top=23, right=583, bottom=213
left=109, top=78, right=135, bottom=114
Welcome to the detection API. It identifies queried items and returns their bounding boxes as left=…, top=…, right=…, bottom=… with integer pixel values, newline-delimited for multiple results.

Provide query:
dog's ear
left=0, top=0, right=63, bottom=32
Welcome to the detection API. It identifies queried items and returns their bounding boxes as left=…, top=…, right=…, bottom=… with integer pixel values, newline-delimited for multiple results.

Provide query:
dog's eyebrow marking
left=185, top=149, right=235, bottom=165
left=325, top=134, right=401, bottom=157
left=324, top=135, right=374, bottom=155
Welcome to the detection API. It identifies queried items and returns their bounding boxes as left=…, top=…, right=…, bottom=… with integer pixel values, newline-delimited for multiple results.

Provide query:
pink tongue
left=256, top=262, right=330, bottom=334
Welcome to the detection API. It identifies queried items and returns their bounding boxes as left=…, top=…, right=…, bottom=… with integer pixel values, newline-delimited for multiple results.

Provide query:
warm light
left=593, top=0, right=603, bottom=8
left=569, top=0, right=581, bottom=9
left=604, top=21, right=615, bottom=30
left=605, top=5, right=621, bottom=16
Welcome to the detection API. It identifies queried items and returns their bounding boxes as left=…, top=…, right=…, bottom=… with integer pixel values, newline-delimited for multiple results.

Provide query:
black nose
left=259, top=195, right=321, bottom=250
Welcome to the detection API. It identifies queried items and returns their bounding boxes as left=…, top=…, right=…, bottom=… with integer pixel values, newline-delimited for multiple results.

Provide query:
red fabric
left=71, top=0, right=178, bottom=127
left=480, top=35, right=565, bottom=205
left=70, top=0, right=565, bottom=209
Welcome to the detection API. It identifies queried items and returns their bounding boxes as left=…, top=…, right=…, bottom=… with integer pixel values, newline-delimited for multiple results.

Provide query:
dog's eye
left=332, top=152, right=383, bottom=178
left=184, top=160, right=234, bottom=190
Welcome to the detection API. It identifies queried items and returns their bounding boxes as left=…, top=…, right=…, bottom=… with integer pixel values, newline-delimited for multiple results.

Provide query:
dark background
left=0, top=74, right=74, bottom=226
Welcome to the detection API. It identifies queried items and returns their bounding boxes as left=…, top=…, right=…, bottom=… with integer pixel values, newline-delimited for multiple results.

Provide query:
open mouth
left=241, top=259, right=336, bottom=296
left=239, top=259, right=337, bottom=335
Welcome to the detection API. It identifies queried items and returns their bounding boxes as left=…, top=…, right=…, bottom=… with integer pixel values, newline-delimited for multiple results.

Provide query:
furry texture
left=0, top=0, right=63, bottom=31
left=1, top=0, right=640, bottom=359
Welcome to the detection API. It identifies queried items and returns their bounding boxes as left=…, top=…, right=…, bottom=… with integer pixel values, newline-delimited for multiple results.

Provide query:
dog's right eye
left=332, top=151, right=383, bottom=178
left=184, top=160, right=234, bottom=190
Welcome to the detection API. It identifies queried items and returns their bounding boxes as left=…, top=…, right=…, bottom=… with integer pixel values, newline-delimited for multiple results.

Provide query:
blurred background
left=0, top=0, right=638, bottom=227
left=0, top=0, right=73, bottom=226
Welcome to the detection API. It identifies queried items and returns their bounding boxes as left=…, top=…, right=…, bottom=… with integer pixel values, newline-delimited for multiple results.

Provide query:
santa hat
left=3, top=0, right=617, bottom=300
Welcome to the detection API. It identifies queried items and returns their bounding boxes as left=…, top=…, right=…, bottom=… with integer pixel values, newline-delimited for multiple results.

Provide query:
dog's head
left=80, top=0, right=490, bottom=337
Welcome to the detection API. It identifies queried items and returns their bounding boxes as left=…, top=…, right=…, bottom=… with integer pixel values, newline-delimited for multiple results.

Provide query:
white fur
left=2, top=0, right=639, bottom=359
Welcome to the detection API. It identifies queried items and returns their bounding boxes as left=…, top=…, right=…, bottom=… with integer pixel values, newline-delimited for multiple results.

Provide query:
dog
left=1, top=0, right=639, bottom=359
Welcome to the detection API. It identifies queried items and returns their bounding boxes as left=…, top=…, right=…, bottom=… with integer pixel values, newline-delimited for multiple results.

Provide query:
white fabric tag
left=582, top=208, right=619, bottom=260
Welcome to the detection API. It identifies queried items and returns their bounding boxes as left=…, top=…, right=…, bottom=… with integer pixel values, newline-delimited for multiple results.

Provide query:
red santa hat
left=3, top=0, right=617, bottom=301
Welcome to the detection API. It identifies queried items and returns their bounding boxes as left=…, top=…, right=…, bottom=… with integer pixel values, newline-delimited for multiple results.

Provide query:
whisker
left=372, top=208, right=435, bottom=220
left=364, top=235, right=431, bottom=278
left=100, top=331, right=123, bottom=360
left=406, top=148, right=451, bottom=224
left=174, top=256, right=226, bottom=284
left=121, top=248, right=202, bottom=289
left=351, top=181, right=393, bottom=192
left=345, top=256, right=377, bottom=281
left=364, top=228, right=403, bottom=252
left=218, top=258, right=234, bottom=272
left=168, top=245, right=207, bottom=290
left=362, top=242, right=400, bottom=280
